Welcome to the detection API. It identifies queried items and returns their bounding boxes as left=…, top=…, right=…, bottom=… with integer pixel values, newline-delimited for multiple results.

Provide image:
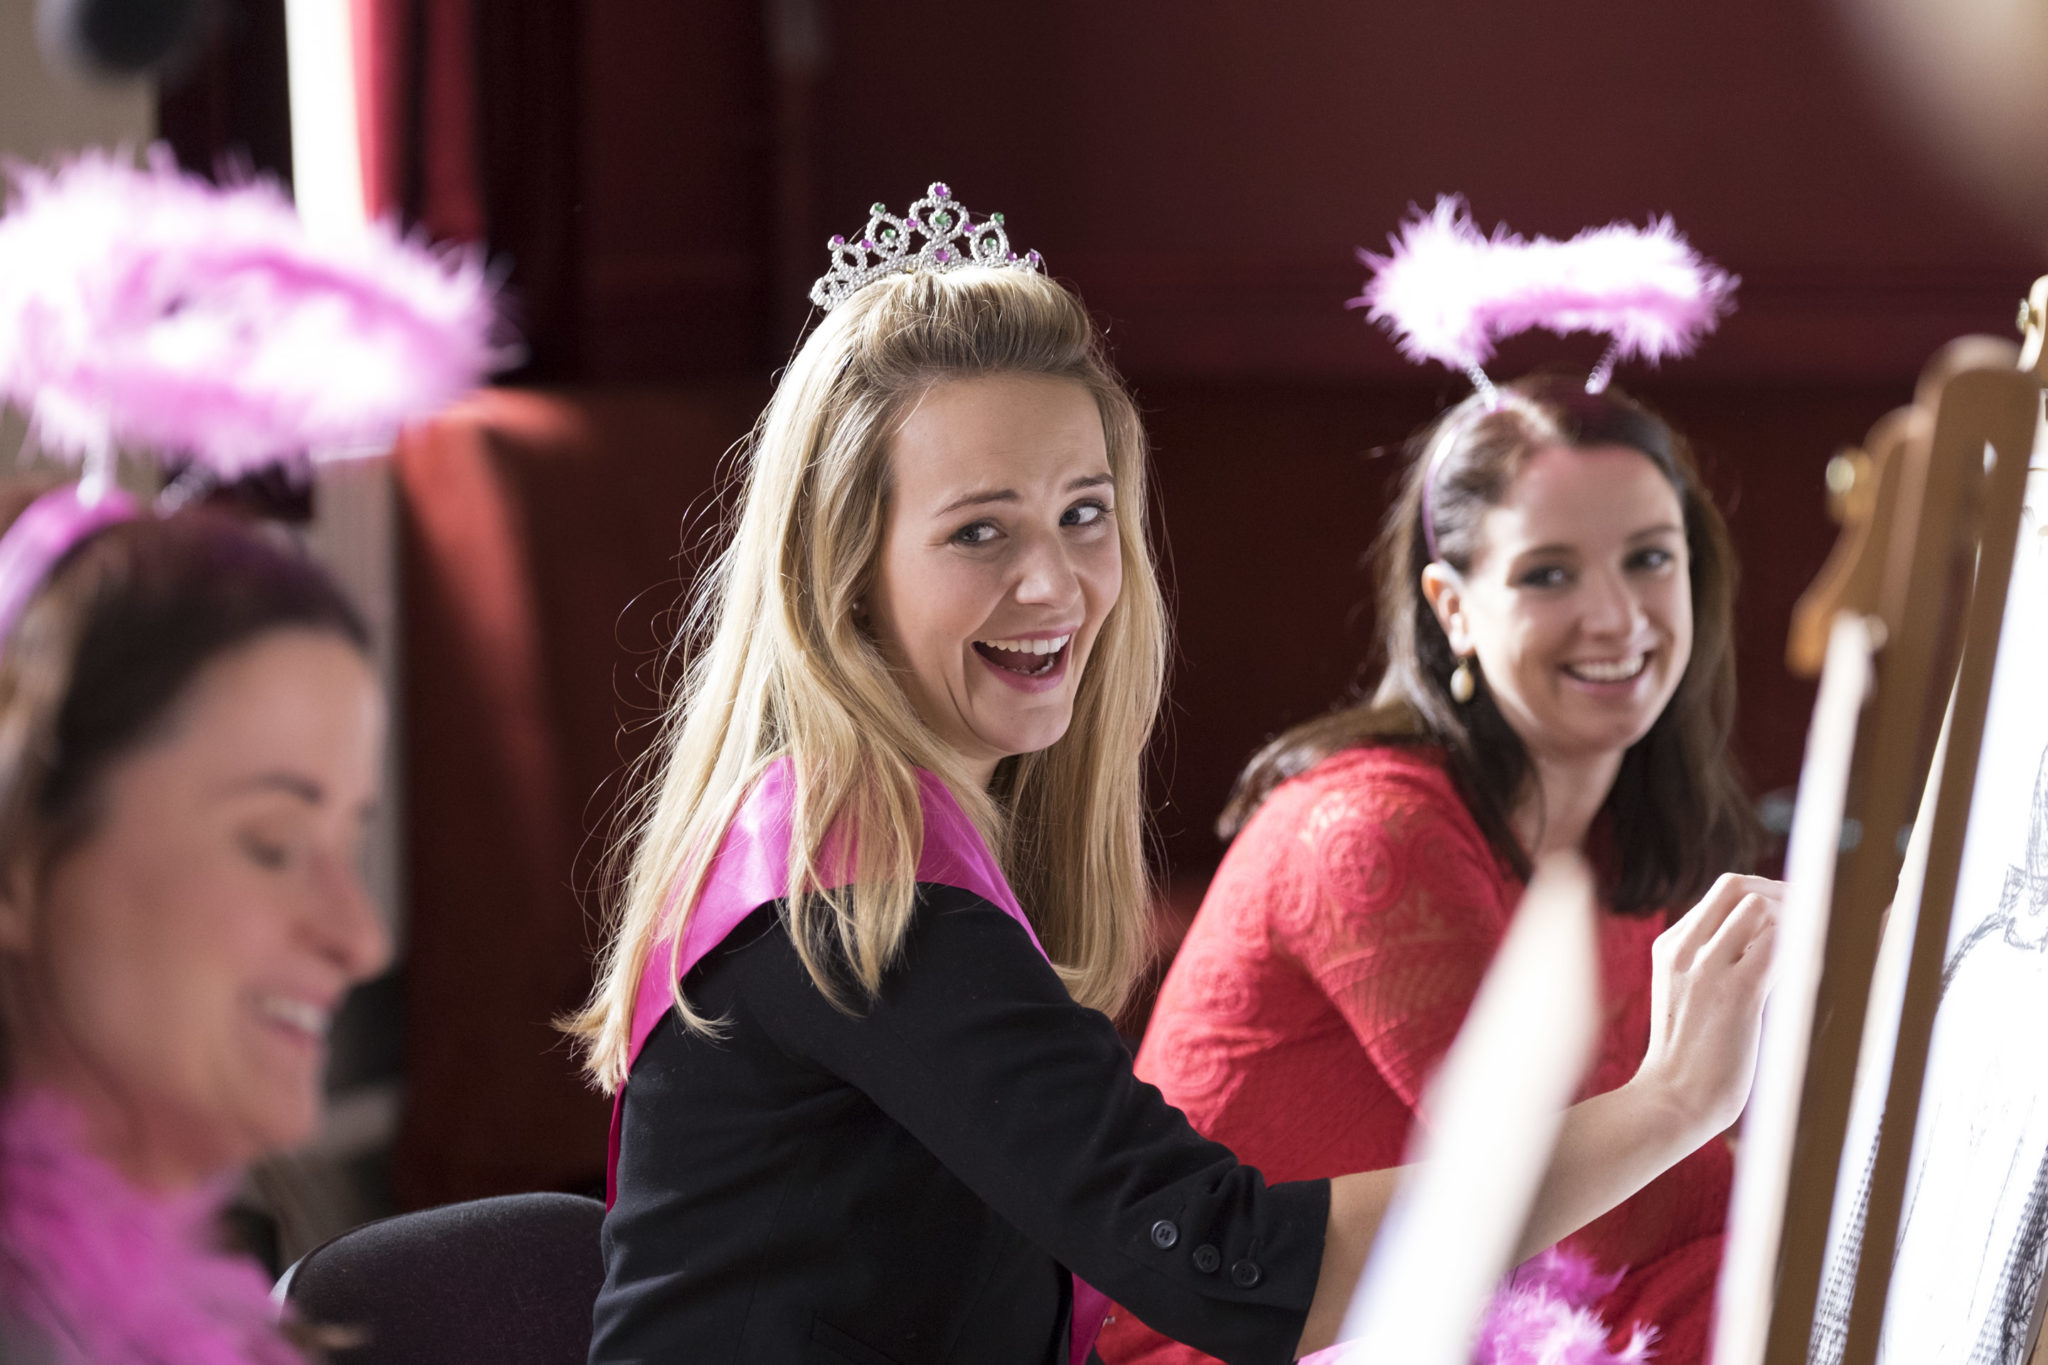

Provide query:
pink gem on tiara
left=808, top=181, right=1043, bottom=312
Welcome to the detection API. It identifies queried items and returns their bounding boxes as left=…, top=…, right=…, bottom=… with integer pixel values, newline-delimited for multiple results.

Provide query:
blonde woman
left=568, top=186, right=1776, bottom=1365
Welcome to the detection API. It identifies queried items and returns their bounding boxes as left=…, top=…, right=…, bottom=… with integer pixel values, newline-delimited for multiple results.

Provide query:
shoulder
left=695, top=885, right=1039, bottom=986
left=1239, top=743, right=1483, bottom=854
left=1207, top=744, right=1510, bottom=937
left=837, top=883, right=1060, bottom=1000
left=898, top=883, right=1053, bottom=974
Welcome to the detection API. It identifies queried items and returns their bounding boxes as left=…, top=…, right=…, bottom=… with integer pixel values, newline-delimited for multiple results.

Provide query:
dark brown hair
left=0, top=482, right=368, bottom=1089
left=1221, top=375, right=1761, bottom=915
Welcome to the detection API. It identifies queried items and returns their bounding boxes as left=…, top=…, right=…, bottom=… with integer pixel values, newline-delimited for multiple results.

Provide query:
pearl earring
left=1450, top=656, right=1476, bottom=704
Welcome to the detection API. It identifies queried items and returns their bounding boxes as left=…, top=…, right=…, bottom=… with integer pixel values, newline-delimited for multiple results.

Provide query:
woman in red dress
left=1101, top=374, right=1769, bottom=1364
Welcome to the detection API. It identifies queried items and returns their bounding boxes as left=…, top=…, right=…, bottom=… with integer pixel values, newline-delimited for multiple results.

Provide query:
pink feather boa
left=0, top=146, right=504, bottom=477
left=1472, top=1248, right=1657, bottom=1365
left=0, top=1091, right=301, bottom=1365
left=1300, top=1247, right=1657, bottom=1364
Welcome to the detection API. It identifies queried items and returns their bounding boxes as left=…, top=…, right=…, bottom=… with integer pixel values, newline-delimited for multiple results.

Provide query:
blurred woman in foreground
left=0, top=147, right=495, bottom=1365
left=0, top=493, right=392, bottom=1363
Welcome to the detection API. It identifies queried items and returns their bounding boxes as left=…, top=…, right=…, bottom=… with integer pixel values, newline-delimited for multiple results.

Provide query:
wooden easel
left=1728, top=283, right=2046, bottom=1365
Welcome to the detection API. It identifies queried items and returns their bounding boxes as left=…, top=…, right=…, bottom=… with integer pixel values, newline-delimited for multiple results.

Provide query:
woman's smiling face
left=0, top=629, right=393, bottom=1190
left=868, top=374, right=1122, bottom=785
left=1428, top=443, right=1693, bottom=767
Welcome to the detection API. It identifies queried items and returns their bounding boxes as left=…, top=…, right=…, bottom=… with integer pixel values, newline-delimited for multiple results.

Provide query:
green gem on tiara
left=809, top=183, right=1043, bottom=313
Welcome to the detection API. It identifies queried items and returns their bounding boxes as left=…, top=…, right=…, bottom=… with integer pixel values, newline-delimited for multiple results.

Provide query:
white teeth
left=258, top=995, right=330, bottom=1038
left=1566, top=654, right=1648, bottom=683
left=976, top=634, right=1071, bottom=655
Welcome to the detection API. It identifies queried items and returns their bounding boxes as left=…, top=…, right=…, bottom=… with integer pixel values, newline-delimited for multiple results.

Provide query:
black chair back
left=277, top=1192, right=606, bottom=1364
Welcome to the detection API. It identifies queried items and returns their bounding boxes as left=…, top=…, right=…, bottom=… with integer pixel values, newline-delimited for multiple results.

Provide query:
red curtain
left=349, top=0, right=484, bottom=241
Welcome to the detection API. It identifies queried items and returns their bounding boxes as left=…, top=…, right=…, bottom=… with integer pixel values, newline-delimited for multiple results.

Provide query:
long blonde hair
left=567, top=267, right=1168, bottom=1092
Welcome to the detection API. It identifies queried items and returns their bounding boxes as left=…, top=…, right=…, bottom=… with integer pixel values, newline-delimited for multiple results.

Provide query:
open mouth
left=256, top=993, right=332, bottom=1044
left=973, top=633, right=1071, bottom=678
left=1563, top=653, right=1649, bottom=684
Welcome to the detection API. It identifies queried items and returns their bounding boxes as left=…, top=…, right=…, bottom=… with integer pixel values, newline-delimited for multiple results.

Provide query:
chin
left=983, top=710, right=1077, bottom=758
left=985, top=738, right=1063, bottom=768
left=247, top=1106, right=319, bottom=1161
left=239, top=1077, right=325, bottom=1157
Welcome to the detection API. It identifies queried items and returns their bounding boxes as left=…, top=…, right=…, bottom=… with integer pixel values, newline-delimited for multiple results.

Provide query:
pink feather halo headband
left=1350, top=195, right=1737, bottom=395
left=0, top=146, right=506, bottom=479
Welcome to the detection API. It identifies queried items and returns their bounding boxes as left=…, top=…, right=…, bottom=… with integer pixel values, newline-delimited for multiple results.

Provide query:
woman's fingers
left=1631, top=873, right=1787, bottom=1138
left=1666, top=874, right=1786, bottom=957
left=1741, top=918, right=1780, bottom=978
left=1704, top=890, right=1777, bottom=966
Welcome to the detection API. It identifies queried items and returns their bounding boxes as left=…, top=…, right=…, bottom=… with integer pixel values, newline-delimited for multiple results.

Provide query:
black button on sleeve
left=1150, top=1219, right=1180, bottom=1250
left=1192, top=1244, right=1221, bottom=1274
left=1230, top=1259, right=1263, bottom=1289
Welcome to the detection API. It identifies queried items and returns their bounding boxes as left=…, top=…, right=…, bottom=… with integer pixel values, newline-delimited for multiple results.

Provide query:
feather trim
left=1471, top=1247, right=1659, bottom=1365
left=0, top=1091, right=301, bottom=1365
left=0, top=146, right=506, bottom=477
left=1353, top=195, right=1737, bottom=372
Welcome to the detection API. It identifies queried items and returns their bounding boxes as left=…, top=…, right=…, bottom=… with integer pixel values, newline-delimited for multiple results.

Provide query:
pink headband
left=0, top=150, right=504, bottom=665
left=0, top=148, right=504, bottom=481
left=0, top=484, right=140, bottom=659
left=1354, top=196, right=1735, bottom=564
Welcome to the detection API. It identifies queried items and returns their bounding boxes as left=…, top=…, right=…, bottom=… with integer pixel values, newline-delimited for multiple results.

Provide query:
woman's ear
left=1420, top=563, right=1473, bottom=657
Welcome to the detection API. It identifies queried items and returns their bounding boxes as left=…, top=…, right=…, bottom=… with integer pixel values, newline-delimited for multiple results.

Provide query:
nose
left=1010, top=524, right=1085, bottom=612
left=1581, top=564, right=1643, bottom=639
left=310, top=858, right=395, bottom=984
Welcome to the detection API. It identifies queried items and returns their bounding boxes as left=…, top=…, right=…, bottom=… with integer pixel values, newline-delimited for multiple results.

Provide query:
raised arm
left=1295, top=873, right=1781, bottom=1355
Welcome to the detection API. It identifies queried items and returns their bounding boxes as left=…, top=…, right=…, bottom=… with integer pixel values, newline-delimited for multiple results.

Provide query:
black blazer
left=592, top=886, right=1329, bottom=1365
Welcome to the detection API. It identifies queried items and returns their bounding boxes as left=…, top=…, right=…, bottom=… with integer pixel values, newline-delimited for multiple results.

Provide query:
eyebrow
left=216, top=772, right=326, bottom=805
left=935, top=472, right=1114, bottom=516
left=1514, top=523, right=1685, bottom=558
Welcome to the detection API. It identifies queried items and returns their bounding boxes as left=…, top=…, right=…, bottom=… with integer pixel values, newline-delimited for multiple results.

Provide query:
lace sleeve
left=1266, top=773, right=1516, bottom=1108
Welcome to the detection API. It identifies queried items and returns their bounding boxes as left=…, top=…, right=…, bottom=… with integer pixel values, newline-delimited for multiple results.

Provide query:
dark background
left=565, top=0, right=2038, bottom=875
left=164, top=0, right=2045, bottom=1203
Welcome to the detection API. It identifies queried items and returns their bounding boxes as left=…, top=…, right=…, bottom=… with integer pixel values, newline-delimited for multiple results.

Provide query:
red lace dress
left=1097, top=745, right=1731, bottom=1364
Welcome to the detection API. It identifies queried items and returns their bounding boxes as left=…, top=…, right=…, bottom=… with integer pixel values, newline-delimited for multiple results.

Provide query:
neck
left=1510, top=749, right=1624, bottom=862
left=7, top=1029, right=221, bottom=1196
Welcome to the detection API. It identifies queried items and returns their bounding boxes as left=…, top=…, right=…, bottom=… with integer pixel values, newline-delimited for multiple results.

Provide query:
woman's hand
left=1632, top=872, right=1784, bottom=1144
left=1298, top=872, right=1783, bottom=1356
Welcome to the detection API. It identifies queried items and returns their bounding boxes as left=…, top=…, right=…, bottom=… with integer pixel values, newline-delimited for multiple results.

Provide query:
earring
left=1450, top=656, right=1476, bottom=704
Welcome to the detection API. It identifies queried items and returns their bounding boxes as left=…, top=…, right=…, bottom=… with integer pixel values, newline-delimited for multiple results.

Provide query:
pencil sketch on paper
left=1810, top=475, right=2048, bottom=1365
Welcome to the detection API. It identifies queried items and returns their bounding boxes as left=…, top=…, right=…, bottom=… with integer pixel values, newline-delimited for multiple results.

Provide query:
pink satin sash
left=605, top=757, right=1108, bottom=1365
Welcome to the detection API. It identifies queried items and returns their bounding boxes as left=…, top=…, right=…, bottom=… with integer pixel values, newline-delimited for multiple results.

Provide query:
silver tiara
left=809, top=181, right=1042, bottom=312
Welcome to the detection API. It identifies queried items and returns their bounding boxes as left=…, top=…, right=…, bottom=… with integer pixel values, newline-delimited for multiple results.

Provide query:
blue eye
left=1063, top=500, right=1111, bottom=528
left=953, top=521, right=999, bottom=546
left=239, top=832, right=292, bottom=871
left=1518, top=564, right=1571, bottom=589
left=1629, top=546, right=1677, bottom=572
